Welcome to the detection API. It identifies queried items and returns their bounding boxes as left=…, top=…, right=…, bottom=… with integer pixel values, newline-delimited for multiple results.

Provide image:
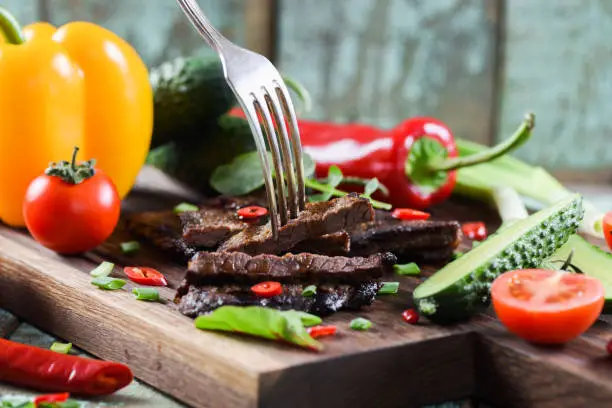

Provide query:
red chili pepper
left=0, top=338, right=132, bottom=396
left=123, top=266, right=167, bottom=286
left=607, top=339, right=612, bottom=355
left=307, top=325, right=337, bottom=338
left=402, top=309, right=419, bottom=324
left=34, top=392, right=70, bottom=406
left=391, top=208, right=431, bottom=221
left=251, top=281, right=282, bottom=297
left=462, top=222, right=488, bottom=241
left=230, top=108, right=534, bottom=209
left=237, top=205, right=268, bottom=220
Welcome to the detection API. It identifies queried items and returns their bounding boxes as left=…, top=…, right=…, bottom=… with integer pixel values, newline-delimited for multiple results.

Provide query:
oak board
left=1, top=167, right=612, bottom=408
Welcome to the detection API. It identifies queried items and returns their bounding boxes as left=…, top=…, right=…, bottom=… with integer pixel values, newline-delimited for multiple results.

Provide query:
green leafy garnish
left=393, top=262, right=421, bottom=276
left=50, top=341, right=72, bottom=354
left=302, top=285, right=317, bottom=297
left=120, top=241, right=140, bottom=254
left=350, top=317, right=373, bottom=331
left=89, top=261, right=114, bottom=278
left=91, top=277, right=126, bottom=290
left=194, top=306, right=322, bottom=351
left=378, top=282, right=399, bottom=295
left=453, top=251, right=465, bottom=259
left=363, top=178, right=381, bottom=198
left=174, top=202, right=199, bottom=213
left=132, top=287, right=160, bottom=302
left=40, top=402, right=80, bottom=408
left=283, top=310, right=322, bottom=327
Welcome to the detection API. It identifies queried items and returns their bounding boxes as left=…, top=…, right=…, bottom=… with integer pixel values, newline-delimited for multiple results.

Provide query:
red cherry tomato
left=491, top=269, right=604, bottom=344
left=391, top=208, right=431, bottom=221
left=402, top=309, right=419, bottom=324
left=603, top=212, right=612, bottom=251
left=34, top=392, right=70, bottom=406
left=462, top=222, right=487, bottom=241
left=23, top=167, right=120, bottom=255
left=237, top=205, right=268, bottom=220
left=307, top=325, right=337, bottom=338
left=124, top=267, right=168, bottom=287
left=251, top=281, right=282, bottom=297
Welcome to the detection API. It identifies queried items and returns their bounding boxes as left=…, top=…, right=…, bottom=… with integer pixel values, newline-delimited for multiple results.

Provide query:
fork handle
left=175, top=0, right=229, bottom=52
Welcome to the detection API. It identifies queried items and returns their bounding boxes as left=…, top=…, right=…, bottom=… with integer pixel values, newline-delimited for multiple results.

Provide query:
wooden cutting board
left=1, top=167, right=612, bottom=408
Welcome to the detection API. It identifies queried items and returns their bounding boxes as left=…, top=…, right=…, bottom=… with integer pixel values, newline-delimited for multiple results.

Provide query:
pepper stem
left=426, top=112, right=535, bottom=172
left=0, top=7, right=25, bottom=45
left=71, top=146, right=79, bottom=172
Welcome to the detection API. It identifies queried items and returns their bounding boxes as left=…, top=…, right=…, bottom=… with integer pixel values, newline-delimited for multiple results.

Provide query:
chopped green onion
left=50, top=341, right=72, bottom=354
left=302, top=285, right=317, bottom=297
left=378, top=282, right=399, bottom=295
left=174, top=202, right=199, bottom=213
left=393, top=262, right=420, bottom=276
left=350, top=317, right=373, bottom=331
left=120, top=241, right=140, bottom=254
left=91, top=277, right=126, bottom=290
left=89, top=261, right=115, bottom=278
left=132, top=287, right=160, bottom=302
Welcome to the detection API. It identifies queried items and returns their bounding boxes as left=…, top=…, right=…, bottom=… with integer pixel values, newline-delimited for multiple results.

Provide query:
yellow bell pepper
left=0, top=7, right=152, bottom=227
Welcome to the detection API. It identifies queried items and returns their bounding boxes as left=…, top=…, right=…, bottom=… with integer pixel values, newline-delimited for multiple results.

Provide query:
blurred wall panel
left=1, top=0, right=40, bottom=25
left=497, top=0, right=612, bottom=173
left=276, top=0, right=501, bottom=144
left=38, top=0, right=247, bottom=67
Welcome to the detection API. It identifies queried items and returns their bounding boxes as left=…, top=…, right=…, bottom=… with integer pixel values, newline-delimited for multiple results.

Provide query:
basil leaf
left=327, top=165, right=343, bottom=188
left=284, top=310, right=322, bottom=327
left=394, top=262, right=421, bottom=276
left=363, top=177, right=380, bottom=198
left=210, top=151, right=317, bottom=196
left=195, top=306, right=322, bottom=350
left=210, top=151, right=271, bottom=196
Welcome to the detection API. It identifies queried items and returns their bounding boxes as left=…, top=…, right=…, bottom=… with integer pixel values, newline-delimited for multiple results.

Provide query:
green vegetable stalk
left=454, top=138, right=605, bottom=239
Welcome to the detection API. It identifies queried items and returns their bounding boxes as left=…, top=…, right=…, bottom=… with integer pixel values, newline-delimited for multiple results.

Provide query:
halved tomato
left=603, top=211, right=612, bottom=252
left=491, top=269, right=604, bottom=344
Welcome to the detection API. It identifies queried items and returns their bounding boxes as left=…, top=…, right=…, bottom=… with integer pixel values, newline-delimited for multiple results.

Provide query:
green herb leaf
left=132, top=287, right=160, bottom=302
left=50, top=341, right=72, bottom=354
left=284, top=310, right=322, bottom=327
left=89, top=261, right=114, bottom=278
left=349, top=317, right=373, bottom=331
left=454, top=251, right=465, bottom=259
left=120, top=241, right=140, bottom=254
left=393, top=262, right=421, bottom=276
left=327, top=165, right=343, bottom=187
left=378, top=282, right=399, bottom=295
left=56, top=401, right=81, bottom=408
left=363, top=177, right=380, bottom=198
left=301, top=285, right=317, bottom=297
left=194, top=306, right=322, bottom=351
left=13, top=403, right=34, bottom=408
left=91, top=277, right=126, bottom=291
left=174, top=202, right=199, bottom=213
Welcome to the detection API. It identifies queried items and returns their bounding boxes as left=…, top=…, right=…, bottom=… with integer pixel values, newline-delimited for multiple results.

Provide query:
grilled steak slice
left=185, top=251, right=396, bottom=285
left=124, top=211, right=196, bottom=259
left=180, top=208, right=249, bottom=247
left=348, top=219, right=461, bottom=263
left=218, top=193, right=374, bottom=255
left=176, top=281, right=382, bottom=317
left=290, top=231, right=350, bottom=255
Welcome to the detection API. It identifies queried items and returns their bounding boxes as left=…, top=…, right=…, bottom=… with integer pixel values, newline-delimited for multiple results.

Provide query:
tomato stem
left=0, top=6, right=25, bottom=45
left=45, top=146, right=97, bottom=185
left=427, top=112, right=535, bottom=172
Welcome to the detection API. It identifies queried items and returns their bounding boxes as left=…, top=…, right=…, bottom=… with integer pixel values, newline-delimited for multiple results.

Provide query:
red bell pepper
left=228, top=108, right=534, bottom=209
left=0, top=338, right=133, bottom=395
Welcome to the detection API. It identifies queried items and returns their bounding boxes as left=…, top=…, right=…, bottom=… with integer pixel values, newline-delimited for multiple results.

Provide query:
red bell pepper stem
left=424, top=113, right=535, bottom=172
left=0, top=6, right=25, bottom=45
left=0, top=338, right=133, bottom=395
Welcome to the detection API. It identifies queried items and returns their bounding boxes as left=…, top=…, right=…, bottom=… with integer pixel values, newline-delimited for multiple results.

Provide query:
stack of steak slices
left=125, top=193, right=462, bottom=317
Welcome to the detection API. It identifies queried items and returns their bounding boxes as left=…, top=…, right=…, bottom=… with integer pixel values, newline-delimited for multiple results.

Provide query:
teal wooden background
left=3, top=0, right=612, bottom=178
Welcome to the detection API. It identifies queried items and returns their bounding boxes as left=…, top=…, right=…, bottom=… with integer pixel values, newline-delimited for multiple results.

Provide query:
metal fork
left=176, top=0, right=306, bottom=239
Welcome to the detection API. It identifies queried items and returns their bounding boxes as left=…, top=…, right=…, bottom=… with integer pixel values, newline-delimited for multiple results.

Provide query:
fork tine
left=274, top=81, right=306, bottom=211
left=265, top=89, right=299, bottom=219
left=254, top=93, right=289, bottom=227
left=240, top=101, right=280, bottom=238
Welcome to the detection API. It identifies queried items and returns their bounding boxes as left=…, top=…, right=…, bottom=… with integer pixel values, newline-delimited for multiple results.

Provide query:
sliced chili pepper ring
left=34, top=392, right=70, bottom=406
left=123, top=266, right=168, bottom=287
left=391, top=208, right=431, bottom=221
left=237, top=205, right=268, bottom=220
left=462, top=222, right=488, bottom=241
left=307, top=325, right=337, bottom=338
left=251, top=281, right=282, bottom=297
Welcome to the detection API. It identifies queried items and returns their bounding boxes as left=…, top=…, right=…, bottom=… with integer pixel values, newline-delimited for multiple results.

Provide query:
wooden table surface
left=0, top=168, right=610, bottom=408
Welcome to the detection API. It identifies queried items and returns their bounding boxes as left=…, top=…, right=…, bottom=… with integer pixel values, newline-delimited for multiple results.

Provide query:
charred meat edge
left=218, top=193, right=374, bottom=255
